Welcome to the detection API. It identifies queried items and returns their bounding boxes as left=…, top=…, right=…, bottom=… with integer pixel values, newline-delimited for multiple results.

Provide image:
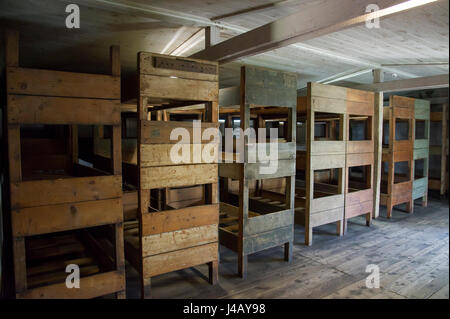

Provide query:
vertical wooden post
left=373, top=69, right=384, bottom=219
left=441, top=104, right=448, bottom=195
left=305, top=83, right=313, bottom=246
left=5, top=29, right=27, bottom=296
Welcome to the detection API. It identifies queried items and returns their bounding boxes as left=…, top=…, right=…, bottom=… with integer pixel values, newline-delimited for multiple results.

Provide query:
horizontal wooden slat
left=247, top=142, right=296, bottom=162
left=345, top=188, right=373, bottom=206
left=7, top=67, right=119, bottom=99
left=140, top=74, right=218, bottom=102
left=311, top=194, right=344, bottom=214
left=345, top=200, right=372, bottom=219
left=11, top=175, right=122, bottom=208
left=17, top=271, right=125, bottom=299
left=246, top=159, right=295, bottom=180
left=244, top=209, right=293, bottom=236
left=139, top=52, right=219, bottom=82
left=413, top=177, right=428, bottom=189
left=142, top=204, right=218, bottom=236
left=140, top=164, right=217, bottom=189
left=393, top=150, right=413, bottom=162
left=141, top=143, right=219, bottom=167
left=310, top=82, right=347, bottom=101
left=141, top=120, right=218, bottom=144
left=310, top=154, right=346, bottom=170
left=12, top=198, right=122, bottom=236
left=142, top=224, right=218, bottom=257
left=7, top=95, right=120, bottom=125
left=346, top=152, right=373, bottom=167
left=414, top=139, right=429, bottom=150
left=311, top=141, right=346, bottom=155
left=310, top=207, right=344, bottom=228
left=243, top=225, right=292, bottom=255
left=311, top=96, right=346, bottom=114
left=346, top=140, right=374, bottom=154
left=143, top=242, right=218, bottom=278
left=414, top=147, right=429, bottom=160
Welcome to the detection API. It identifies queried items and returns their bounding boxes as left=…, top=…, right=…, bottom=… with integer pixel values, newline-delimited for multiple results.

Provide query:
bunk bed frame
left=120, top=52, right=220, bottom=298
left=296, top=83, right=375, bottom=244
left=429, top=103, right=448, bottom=195
left=412, top=99, right=430, bottom=206
left=4, top=30, right=125, bottom=298
left=381, top=96, right=414, bottom=218
left=218, top=66, right=296, bottom=279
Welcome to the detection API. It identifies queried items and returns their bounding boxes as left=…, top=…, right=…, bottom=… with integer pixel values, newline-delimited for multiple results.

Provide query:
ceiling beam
left=210, top=1, right=290, bottom=21
left=190, top=0, right=437, bottom=63
left=354, top=74, right=449, bottom=92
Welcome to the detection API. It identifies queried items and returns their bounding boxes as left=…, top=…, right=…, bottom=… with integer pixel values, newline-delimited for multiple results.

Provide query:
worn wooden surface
left=124, top=196, right=449, bottom=299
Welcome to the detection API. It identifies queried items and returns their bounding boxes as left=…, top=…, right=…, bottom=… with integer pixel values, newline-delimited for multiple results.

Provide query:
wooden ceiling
left=0, top=0, right=448, bottom=93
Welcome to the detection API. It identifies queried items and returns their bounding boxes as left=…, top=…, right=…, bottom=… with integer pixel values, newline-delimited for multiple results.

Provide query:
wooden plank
left=346, top=140, right=374, bottom=154
left=12, top=198, right=123, bottom=236
left=140, top=74, right=218, bottom=102
left=356, top=74, right=449, bottom=93
left=311, top=194, right=344, bottom=214
left=142, top=243, right=218, bottom=278
left=7, top=67, right=120, bottom=99
left=17, top=271, right=125, bottom=299
left=246, top=159, right=295, bottom=180
left=244, top=66, right=297, bottom=108
left=310, top=154, right=346, bottom=170
left=346, top=152, right=373, bottom=167
left=142, top=224, right=218, bottom=256
left=140, top=143, right=219, bottom=167
left=243, top=225, right=292, bottom=255
left=10, top=175, right=122, bottom=208
left=346, top=188, right=373, bottom=206
left=310, top=207, right=344, bottom=228
left=141, top=204, right=218, bottom=236
left=311, top=96, right=346, bottom=114
left=414, top=147, right=429, bottom=160
left=140, top=164, right=218, bottom=189
left=311, top=141, right=346, bottom=155
left=345, top=200, right=372, bottom=219
left=414, top=139, right=429, bottom=150
left=244, top=209, right=293, bottom=236
left=7, top=95, right=121, bottom=125
left=141, top=120, right=218, bottom=144
left=139, top=52, right=218, bottom=82
left=311, top=82, right=347, bottom=101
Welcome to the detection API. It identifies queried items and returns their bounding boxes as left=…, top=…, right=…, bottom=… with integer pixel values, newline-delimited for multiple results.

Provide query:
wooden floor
left=125, top=193, right=449, bottom=299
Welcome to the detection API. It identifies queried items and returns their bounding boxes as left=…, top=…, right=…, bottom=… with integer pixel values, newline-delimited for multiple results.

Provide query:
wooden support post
left=305, top=84, right=313, bottom=246
left=373, top=69, right=383, bottom=219
left=441, top=104, right=448, bottom=195
left=208, top=260, right=218, bottom=285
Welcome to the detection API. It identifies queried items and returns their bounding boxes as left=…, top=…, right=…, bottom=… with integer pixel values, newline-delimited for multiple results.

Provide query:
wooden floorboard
left=125, top=194, right=449, bottom=299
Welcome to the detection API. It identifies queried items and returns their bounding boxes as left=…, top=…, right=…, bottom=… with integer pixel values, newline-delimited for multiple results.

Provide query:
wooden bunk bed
left=429, top=103, right=448, bottom=195
left=412, top=99, right=430, bottom=206
left=4, top=30, right=125, bottom=298
left=344, top=88, right=375, bottom=232
left=118, top=52, right=220, bottom=298
left=218, top=66, right=297, bottom=278
left=381, top=96, right=414, bottom=218
left=296, top=83, right=374, bottom=245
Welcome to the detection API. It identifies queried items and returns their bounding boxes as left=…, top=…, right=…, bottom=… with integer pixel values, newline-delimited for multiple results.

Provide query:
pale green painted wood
left=413, top=99, right=430, bottom=201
